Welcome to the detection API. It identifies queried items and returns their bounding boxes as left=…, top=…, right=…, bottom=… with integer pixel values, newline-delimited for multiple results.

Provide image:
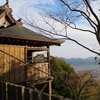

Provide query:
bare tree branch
left=24, top=15, right=100, bottom=56
left=41, top=8, right=96, bottom=34
left=24, top=0, right=100, bottom=57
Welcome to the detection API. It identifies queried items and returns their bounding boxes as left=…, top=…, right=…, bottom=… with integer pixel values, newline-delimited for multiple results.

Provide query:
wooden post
left=49, top=81, right=52, bottom=100
left=24, top=47, right=28, bottom=80
left=22, top=86, right=25, bottom=100
left=47, top=46, right=52, bottom=100
left=47, top=46, right=50, bottom=75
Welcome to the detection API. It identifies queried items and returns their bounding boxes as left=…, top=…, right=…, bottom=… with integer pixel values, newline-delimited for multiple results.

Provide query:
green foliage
left=34, top=54, right=47, bottom=63
left=50, top=57, right=75, bottom=73
left=50, top=56, right=75, bottom=98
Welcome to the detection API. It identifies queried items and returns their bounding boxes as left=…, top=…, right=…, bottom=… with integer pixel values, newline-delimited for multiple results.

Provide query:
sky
left=1, top=0, right=100, bottom=58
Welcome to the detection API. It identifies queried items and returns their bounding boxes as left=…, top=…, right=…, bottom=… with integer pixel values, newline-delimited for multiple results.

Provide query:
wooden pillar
left=49, top=81, right=52, bottom=100
left=47, top=46, right=50, bottom=75
left=47, top=46, right=52, bottom=100
left=24, top=47, right=28, bottom=80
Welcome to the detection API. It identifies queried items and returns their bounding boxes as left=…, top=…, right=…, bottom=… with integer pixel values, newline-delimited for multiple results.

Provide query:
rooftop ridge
left=0, top=2, right=22, bottom=28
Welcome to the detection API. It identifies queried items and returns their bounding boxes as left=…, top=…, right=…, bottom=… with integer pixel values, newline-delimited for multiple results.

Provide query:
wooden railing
left=0, top=81, right=63, bottom=100
left=0, top=48, right=49, bottom=83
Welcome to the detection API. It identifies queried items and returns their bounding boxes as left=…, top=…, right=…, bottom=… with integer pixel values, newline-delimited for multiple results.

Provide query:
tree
left=50, top=57, right=99, bottom=100
left=24, top=0, right=100, bottom=56
left=50, top=56, right=75, bottom=98
left=64, top=70, right=99, bottom=100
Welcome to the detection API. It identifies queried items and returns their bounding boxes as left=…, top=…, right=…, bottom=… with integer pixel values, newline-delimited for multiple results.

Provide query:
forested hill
left=63, top=57, right=99, bottom=70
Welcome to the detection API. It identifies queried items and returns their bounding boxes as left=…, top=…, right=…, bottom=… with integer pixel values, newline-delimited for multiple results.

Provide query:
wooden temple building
left=0, top=1, right=64, bottom=99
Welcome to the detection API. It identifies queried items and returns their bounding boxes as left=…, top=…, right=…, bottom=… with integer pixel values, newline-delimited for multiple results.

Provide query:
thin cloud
left=0, top=0, right=99, bottom=58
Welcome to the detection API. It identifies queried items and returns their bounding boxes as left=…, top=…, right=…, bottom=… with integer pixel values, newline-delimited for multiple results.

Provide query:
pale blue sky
left=0, top=0, right=100, bottom=58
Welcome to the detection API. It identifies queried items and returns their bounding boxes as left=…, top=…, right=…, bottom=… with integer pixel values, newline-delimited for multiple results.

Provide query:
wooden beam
left=26, top=47, right=49, bottom=51
left=47, top=46, right=50, bottom=75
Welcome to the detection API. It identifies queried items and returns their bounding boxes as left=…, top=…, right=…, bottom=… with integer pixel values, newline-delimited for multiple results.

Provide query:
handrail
left=0, top=49, right=49, bottom=75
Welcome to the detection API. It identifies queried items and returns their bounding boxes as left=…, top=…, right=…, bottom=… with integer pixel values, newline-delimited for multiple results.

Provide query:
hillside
left=63, top=57, right=99, bottom=70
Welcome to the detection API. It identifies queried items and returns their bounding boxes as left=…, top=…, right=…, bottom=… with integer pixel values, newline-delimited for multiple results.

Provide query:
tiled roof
left=0, top=25, right=64, bottom=45
left=0, top=3, right=64, bottom=46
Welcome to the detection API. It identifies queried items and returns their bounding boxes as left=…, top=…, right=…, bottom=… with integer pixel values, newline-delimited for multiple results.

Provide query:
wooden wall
left=27, top=63, right=48, bottom=80
left=0, top=44, right=25, bottom=83
left=0, top=44, right=49, bottom=83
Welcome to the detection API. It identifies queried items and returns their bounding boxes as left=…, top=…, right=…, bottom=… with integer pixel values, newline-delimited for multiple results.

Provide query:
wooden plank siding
left=27, top=63, right=48, bottom=80
left=0, top=44, right=25, bottom=83
left=0, top=44, right=49, bottom=83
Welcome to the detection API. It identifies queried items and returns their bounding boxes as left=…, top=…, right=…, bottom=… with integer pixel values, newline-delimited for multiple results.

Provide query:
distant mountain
left=63, top=57, right=99, bottom=70
left=64, top=57, right=97, bottom=66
